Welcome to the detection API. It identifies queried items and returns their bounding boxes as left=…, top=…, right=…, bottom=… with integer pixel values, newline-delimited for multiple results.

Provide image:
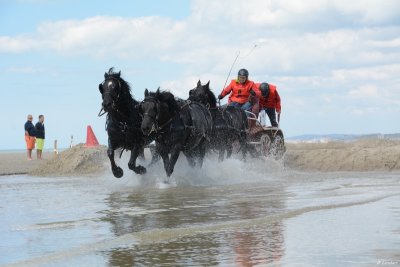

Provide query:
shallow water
left=1, top=157, right=400, bottom=267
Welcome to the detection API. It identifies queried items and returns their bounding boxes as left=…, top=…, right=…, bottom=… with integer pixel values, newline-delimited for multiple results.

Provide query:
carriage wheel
left=270, top=135, right=285, bottom=160
left=259, top=134, right=272, bottom=158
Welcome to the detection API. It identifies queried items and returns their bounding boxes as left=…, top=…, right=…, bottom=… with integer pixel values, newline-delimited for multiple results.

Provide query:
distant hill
left=286, top=133, right=400, bottom=143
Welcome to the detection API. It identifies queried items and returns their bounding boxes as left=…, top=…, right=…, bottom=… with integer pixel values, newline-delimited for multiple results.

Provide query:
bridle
left=140, top=97, right=160, bottom=135
left=140, top=97, right=176, bottom=135
left=98, top=76, right=126, bottom=119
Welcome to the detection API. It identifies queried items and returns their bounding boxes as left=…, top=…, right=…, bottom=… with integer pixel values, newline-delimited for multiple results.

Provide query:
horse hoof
left=134, top=165, right=147, bottom=175
left=112, top=167, right=123, bottom=178
left=166, top=169, right=173, bottom=177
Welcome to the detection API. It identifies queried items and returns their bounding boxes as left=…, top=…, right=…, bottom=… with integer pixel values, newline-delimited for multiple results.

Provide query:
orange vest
left=254, top=83, right=281, bottom=112
left=220, top=79, right=256, bottom=104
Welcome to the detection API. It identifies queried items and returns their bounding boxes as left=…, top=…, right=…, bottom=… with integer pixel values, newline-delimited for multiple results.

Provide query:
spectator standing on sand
left=24, top=114, right=36, bottom=160
left=35, top=115, right=45, bottom=160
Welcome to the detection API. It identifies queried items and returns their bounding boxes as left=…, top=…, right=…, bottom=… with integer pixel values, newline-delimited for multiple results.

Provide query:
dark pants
left=228, top=101, right=252, bottom=111
left=265, top=108, right=278, bottom=127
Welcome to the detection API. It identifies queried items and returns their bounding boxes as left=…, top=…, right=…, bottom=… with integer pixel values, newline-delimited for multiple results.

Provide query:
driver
left=218, top=68, right=257, bottom=111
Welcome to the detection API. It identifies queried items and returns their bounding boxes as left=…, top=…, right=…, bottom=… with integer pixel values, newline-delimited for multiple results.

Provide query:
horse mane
left=194, top=80, right=217, bottom=108
left=147, top=90, right=180, bottom=113
left=205, top=86, right=217, bottom=108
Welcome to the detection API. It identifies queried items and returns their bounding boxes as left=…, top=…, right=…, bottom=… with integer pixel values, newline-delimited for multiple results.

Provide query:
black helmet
left=260, top=82, right=270, bottom=97
left=238, top=68, right=249, bottom=78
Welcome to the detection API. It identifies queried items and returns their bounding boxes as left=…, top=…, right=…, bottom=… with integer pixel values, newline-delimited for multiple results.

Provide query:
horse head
left=140, top=88, right=178, bottom=135
left=188, top=80, right=216, bottom=108
left=140, top=88, right=161, bottom=135
left=99, top=68, right=124, bottom=112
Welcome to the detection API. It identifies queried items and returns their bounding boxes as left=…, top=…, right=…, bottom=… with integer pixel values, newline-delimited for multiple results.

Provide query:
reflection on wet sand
left=233, top=222, right=285, bottom=267
left=102, top=184, right=286, bottom=266
left=232, top=196, right=285, bottom=267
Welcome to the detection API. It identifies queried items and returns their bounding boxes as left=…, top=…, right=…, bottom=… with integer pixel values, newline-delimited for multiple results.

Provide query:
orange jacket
left=220, top=79, right=256, bottom=104
left=254, top=83, right=281, bottom=112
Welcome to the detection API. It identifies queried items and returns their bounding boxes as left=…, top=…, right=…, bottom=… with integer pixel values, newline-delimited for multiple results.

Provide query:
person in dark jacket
left=24, top=114, right=36, bottom=160
left=35, top=115, right=45, bottom=159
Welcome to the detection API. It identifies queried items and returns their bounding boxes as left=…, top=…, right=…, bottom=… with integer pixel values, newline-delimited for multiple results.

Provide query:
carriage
left=245, top=109, right=286, bottom=160
left=187, top=80, right=286, bottom=161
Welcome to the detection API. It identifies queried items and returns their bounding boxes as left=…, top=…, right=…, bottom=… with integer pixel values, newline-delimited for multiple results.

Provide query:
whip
left=218, top=51, right=240, bottom=107
left=222, top=51, right=240, bottom=92
left=221, top=44, right=258, bottom=92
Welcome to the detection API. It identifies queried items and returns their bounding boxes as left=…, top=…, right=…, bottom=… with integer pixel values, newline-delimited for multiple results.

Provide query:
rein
left=98, top=107, right=106, bottom=117
left=157, top=116, right=175, bottom=131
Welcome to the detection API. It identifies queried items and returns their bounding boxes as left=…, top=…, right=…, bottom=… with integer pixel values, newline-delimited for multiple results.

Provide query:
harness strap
left=98, top=107, right=106, bottom=117
left=157, top=116, right=175, bottom=131
left=179, top=99, right=191, bottom=110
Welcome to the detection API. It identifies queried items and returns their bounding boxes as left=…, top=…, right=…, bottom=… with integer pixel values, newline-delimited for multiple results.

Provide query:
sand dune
left=29, top=144, right=107, bottom=177
left=284, top=139, right=400, bottom=171
left=1, top=140, right=399, bottom=177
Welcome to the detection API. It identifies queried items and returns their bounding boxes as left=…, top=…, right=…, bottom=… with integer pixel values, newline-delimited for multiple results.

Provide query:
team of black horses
left=98, top=68, right=249, bottom=178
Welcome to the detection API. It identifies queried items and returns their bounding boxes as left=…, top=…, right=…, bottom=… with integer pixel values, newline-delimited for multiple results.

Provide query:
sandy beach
left=0, top=146, right=108, bottom=176
left=1, top=139, right=399, bottom=176
left=284, top=139, right=400, bottom=172
left=0, top=151, right=53, bottom=176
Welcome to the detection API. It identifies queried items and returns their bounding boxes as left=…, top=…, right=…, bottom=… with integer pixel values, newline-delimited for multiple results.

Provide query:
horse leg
left=218, top=148, right=225, bottom=162
left=157, top=145, right=171, bottom=177
left=183, top=151, right=196, bottom=168
left=246, top=141, right=257, bottom=158
left=138, top=146, right=145, bottom=160
left=148, top=146, right=161, bottom=167
left=197, top=140, right=207, bottom=168
left=108, top=141, right=123, bottom=178
left=128, top=145, right=146, bottom=174
left=226, top=142, right=233, bottom=158
left=240, top=135, right=248, bottom=160
left=166, top=147, right=181, bottom=177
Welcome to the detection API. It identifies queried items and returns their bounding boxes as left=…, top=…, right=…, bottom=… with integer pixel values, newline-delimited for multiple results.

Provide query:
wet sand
left=1, top=168, right=399, bottom=266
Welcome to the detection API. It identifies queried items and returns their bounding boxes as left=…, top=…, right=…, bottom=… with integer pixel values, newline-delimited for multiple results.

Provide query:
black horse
left=140, top=89, right=212, bottom=177
left=189, top=80, right=248, bottom=160
left=98, top=68, right=150, bottom=178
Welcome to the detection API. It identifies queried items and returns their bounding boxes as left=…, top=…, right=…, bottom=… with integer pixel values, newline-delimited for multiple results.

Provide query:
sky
left=0, top=0, right=399, bottom=149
